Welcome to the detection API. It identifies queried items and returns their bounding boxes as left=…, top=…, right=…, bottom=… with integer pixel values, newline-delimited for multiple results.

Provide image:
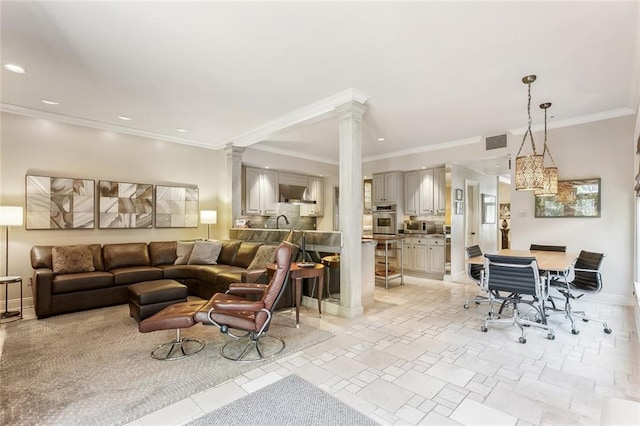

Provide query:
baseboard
left=1, top=296, right=33, bottom=312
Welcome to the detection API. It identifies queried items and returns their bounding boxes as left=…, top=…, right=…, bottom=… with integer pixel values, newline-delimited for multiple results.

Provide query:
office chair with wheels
left=550, top=250, right=611, bottom=335
left=481, top=254, right=555, bottom=344
left=463, top=245, right=488, bottom=309
left=194, top=242, right=292, bottom=361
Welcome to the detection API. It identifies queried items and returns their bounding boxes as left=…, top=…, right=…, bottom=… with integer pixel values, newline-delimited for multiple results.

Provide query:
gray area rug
left=0, top=304, right=332, bottom=425
left=186, top=374, right=380, bottom=426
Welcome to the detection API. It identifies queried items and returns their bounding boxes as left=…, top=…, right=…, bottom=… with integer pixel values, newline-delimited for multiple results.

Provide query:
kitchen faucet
left=276, top=215, right=289, bottom=229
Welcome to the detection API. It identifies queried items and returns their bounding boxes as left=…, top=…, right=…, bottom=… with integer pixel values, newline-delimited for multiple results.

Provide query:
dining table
left=466, top=249, right=577, bottom=276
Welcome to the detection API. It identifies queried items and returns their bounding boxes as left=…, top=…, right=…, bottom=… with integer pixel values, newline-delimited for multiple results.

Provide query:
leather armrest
left=227, top=283, right=267, bottom=296
left=33, top=268, right=53, bottom=318
left=211, top=298, right=264, bottom=312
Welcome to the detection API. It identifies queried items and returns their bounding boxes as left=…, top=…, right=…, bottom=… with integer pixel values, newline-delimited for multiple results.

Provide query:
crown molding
left=508, top=107, right=634, bottom=135
left=249, top=144, right=338, bottom=166
left=362, top=136, right=483, bottom=163
left=224, top=88, right=369, bottom=147
left=0, top=103, right=221, bottom=150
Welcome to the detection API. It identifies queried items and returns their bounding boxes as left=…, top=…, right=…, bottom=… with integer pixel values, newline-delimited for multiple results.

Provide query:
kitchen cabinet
left=372, top=172, right=400, bottom=204
left=402, top=237, right=428, bottom=273
left=404, top=167, right=446, bottom=216
left=404, top=172, right=418, bottom=215
left=427, top=238, right=446, bottom=274
left=307, top=176, right=324, bottom=216
left=245, top=167, right=278, bottom=215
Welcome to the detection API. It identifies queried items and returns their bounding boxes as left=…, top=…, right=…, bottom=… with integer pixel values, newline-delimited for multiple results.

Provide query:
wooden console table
left=267, top=262, right=325, bottom=327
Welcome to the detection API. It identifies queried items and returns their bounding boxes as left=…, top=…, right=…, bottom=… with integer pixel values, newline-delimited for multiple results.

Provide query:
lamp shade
left=515, top=154, right=544, bottom=191
left=0, top=206, right=23, bottom=226
left=535, top=167, right=558, bottom=196
left=200, top=210, right=217, bottom=225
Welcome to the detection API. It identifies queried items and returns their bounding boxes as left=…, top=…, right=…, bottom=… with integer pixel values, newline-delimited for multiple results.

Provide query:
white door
left=465, top=180, right=480, bottom=248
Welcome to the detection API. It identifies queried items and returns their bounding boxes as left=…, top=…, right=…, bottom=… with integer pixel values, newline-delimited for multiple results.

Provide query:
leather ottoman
left=128, top=279, right=188, bottom=322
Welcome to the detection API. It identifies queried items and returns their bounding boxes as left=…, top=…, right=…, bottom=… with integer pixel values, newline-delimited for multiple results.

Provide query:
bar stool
left=322, top=255, right=340, bottom=299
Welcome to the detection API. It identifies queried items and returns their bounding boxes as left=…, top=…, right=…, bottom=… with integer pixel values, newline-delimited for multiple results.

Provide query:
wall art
left=25, top=175, right=95, bottom=229
left=155, top=185, right=199, bottom=228
left=535, top=178, right=601, bottom=218
left=98, top=180, right=153, bottom=228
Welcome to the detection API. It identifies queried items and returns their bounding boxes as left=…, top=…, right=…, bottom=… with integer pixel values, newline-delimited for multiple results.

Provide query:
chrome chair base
left=221, top=334, right=285, bottom=362
left=150, top=329, right=205, bottom=360
left=555, top=290, right=612, bottom=335
left=482, top=298, right=555, bottom=344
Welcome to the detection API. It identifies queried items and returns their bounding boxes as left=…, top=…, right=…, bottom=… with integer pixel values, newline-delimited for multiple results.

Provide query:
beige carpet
left=0, top=304, right=332, bottom=425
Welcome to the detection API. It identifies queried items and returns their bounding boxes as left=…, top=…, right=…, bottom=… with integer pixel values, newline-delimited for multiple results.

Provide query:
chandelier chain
left=516, top=78, right=538, bottom=156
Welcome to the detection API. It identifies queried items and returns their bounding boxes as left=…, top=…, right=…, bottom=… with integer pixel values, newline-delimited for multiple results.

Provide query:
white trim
left=250, top=144, right=338, bottom=165
left=222, top=88, right=370, bottom=147
left=362, top=136, right=483, bottom=162
left=509, top=108, right=634, bottom=135
left=0, top=103, right=219, bottom=149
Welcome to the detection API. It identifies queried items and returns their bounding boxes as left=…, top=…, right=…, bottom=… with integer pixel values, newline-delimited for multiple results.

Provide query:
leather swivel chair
left=194, top=243, right=292, bottom=361
left=550, top=250, right=611, bottom=335
left=481, top=254, right=555, bottom=344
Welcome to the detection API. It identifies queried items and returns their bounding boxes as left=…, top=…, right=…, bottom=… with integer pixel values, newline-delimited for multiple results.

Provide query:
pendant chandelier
left=535, top=102, right=558, bottom=196
left=514, top=75, right=544, bottom=191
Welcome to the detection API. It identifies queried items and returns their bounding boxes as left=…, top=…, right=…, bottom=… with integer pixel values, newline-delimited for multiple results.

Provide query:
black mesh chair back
left=572, top=250, right=604, bottom=291
left=483, top=254, right=540, bottom=296
left=530, top=244, right=566, bottom=252
left=465, top=245, right=483, bottom=282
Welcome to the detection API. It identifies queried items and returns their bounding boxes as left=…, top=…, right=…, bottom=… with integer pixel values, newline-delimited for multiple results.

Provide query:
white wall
left=511, top=115, right=635, bottom=301
left=0, top=112, right=227, bottom=303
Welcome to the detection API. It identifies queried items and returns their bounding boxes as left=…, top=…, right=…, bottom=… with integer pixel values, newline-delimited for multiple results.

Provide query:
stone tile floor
left=126, top=274, right=639, bottom=425
left=7, top=274, right=638, bottom=425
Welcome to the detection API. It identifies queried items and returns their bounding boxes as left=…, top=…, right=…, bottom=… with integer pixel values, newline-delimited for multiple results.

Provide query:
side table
left=267, top=263, right=325, bottom=328
left=1, top=276, right=22, bottom=320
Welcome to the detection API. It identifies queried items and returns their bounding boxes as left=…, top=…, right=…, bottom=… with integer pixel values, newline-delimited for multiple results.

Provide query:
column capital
left=224, top=144, right=245, bottom=157
left=335, top=100, right=367, bottom=120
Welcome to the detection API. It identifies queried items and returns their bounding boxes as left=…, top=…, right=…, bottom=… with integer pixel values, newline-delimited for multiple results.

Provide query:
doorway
left=465, top=180, right=480, bottom=248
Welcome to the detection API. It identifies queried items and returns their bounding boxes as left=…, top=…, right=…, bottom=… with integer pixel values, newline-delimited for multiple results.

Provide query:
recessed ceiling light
left=118, top=115, right=132, bottom=121
left=3, top=63, right=26, bottom=74
left=421, top=167, right=427, bottom=170
left=41, top=99, right=59, bottom=105
left=176, top=128, right=188, bottom=133
left=377, top=137, right=385, bottom=142
left=265, top=166, right=270, bottom=169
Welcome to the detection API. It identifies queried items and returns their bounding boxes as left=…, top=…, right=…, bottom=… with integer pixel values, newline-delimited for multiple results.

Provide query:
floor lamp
left=0, top=206, right=23, bottom=318
left=200, top=210, right=217, bottom=240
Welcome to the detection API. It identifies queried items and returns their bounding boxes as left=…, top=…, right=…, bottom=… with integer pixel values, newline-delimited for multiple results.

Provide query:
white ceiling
left=1, top=1, right=638, bottom=168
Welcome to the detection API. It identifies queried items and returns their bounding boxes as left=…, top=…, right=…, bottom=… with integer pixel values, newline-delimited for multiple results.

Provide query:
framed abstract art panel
left=155, top=185, right=199, bottom=228
left=535, top=178, right=601, bottom=218
left=25, top=175, right=95, bottom=229
left=98, top=180, right=153, bottom=228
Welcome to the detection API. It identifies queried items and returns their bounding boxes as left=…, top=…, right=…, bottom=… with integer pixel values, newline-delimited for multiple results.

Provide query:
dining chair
left=463, top=245, right=488, bottom=309
left=481, top=254, right=555, bottom=343
left=549, top=250, right=611, bottom=335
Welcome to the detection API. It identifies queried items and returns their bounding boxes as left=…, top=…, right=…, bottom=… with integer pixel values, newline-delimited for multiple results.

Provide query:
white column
left=225, top=145, right=244, bottom=237
left=336, top=100, right=366, bottom=318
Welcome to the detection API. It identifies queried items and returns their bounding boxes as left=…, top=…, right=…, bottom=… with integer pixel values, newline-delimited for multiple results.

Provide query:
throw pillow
left=188, top=240, right=223, bottom=265
left=174, top=241, right=195, bottom=265
left=52, top=245, right=96, bottom=275
left=247, top=244, right=278, bottom=270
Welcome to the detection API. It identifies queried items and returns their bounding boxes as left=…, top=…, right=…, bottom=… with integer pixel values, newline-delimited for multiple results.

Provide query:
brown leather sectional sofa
left=30, top=240, right=291, bottom=319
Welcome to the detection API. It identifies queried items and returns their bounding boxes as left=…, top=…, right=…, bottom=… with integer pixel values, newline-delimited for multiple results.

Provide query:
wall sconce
left=200, top=210, right=217, bottom=239
left=514, top=75, right=544, bottom=191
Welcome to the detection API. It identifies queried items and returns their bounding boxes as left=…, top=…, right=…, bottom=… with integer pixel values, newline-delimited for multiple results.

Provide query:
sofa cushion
left=52, top=271, right=113, bottom=294
left=110, top=266, right=163, bottom=285
left=103, top=243, right=150, bottom=270
left=247, top=244, right=278, bottom=270
left=52, top=245, right=95, bottom=275
left=218, top=240, right=242, bottom=265
left=174, top=241, right=195, bottom=265
left=149, top=241, right=177, bottom=266
left=188, top=240, right=223, bottom=265
left=233, top=242, right=263, bottom=268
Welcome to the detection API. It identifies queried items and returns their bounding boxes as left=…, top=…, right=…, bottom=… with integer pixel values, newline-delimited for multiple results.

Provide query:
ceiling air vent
left=485, top=134, right=507, bottom=150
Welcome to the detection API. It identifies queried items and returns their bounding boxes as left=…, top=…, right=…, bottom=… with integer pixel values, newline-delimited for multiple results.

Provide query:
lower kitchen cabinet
left=428, top=238, right=446, bottom=274
left=404, top=236, right=446, bottom=276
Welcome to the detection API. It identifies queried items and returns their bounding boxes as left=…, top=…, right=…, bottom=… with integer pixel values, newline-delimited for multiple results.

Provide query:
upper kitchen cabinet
left=245, top=167, right=278, bottom=216
left=300, top=176, right=324, bottom=217
left=372, top=172, right=402, bottom=204
left=405, top=167, right=446, bottom=216
left=404, top=172, right=419, bottom=215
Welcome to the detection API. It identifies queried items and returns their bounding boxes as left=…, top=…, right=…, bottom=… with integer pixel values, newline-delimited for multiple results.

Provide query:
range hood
left=278, top=184, right=316, bottom=204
